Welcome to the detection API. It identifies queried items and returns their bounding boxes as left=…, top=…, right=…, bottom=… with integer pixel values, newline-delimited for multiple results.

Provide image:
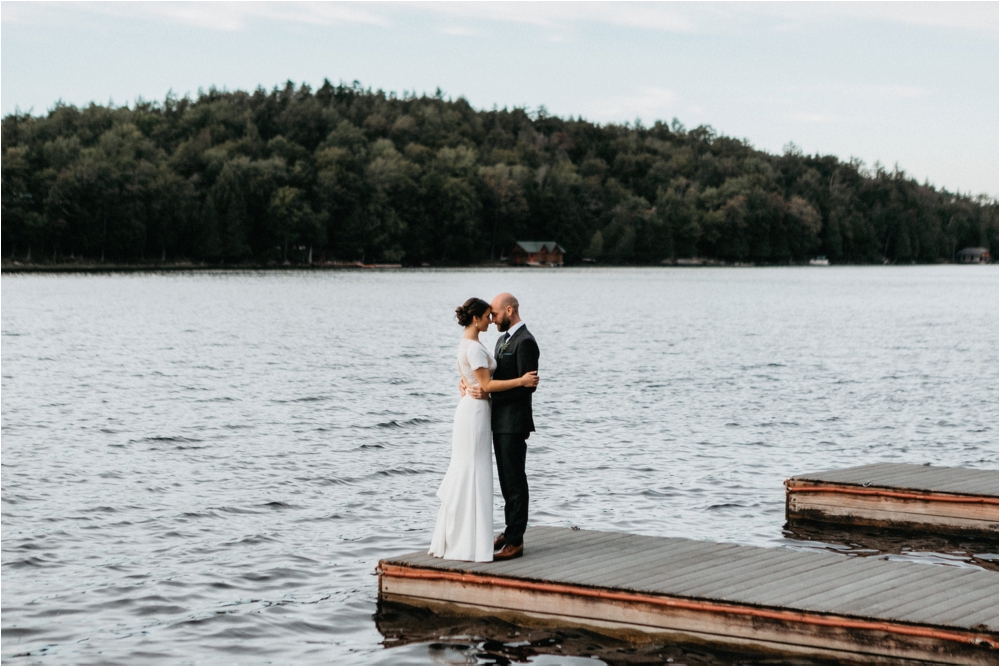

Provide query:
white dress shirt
left=501, top=321, right=526, bottom=342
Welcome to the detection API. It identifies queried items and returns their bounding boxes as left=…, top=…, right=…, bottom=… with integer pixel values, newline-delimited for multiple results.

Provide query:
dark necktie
left=499, top=333, right=510, bottom=352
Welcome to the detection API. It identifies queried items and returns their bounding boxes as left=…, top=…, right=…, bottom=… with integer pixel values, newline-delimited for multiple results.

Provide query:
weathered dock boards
left=786, top=463, right=999, bottom=535
left=379, top=526, right=998, bottom=665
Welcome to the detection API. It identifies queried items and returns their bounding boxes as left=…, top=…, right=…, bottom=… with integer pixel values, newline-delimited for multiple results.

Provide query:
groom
left=465, top=293, right=539, bottom=561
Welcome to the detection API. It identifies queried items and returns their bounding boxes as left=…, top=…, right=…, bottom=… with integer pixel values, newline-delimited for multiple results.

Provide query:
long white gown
left=428, top=339, right=496, bottom=562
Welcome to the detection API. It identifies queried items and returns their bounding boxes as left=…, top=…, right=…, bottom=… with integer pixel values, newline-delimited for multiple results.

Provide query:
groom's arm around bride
left=490, top=325, right=539, bottom=431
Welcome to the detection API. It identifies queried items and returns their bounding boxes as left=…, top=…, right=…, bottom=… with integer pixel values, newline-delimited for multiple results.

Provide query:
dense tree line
left=3, top=80, right=997, bottom=266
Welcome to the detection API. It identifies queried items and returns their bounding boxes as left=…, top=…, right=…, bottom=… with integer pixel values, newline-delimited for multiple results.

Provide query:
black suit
left=492, top=325, right=539, bottom=547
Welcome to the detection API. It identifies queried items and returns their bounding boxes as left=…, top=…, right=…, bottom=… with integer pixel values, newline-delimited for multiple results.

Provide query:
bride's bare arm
left=473, top=367, right=539, bottom=393
left=464, top=379, right=486, bottom=399
left=460, top=368, right=489, bottom=399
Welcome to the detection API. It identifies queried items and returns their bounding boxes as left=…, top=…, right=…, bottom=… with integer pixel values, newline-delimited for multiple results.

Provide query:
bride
left=428, top=298, right=539, bottom=562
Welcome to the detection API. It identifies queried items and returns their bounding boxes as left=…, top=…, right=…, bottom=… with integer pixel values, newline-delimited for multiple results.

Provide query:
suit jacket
left=491, top=325, right=539, bottom=434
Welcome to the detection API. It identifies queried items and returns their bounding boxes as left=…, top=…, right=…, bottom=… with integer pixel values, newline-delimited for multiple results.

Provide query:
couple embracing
left=428, top=293, right=540, bottom=563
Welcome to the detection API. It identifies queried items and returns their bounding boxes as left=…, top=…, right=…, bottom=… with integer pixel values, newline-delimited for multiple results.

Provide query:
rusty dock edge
left=784, top=464, right=999, bottom=536
left=379, top=563, right=998, bottom=665
left=785, top=479, right=999, bottom=535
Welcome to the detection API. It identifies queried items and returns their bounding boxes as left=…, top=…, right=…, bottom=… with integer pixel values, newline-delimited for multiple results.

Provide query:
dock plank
left=648, top=548, right=821, bottom=597
left=535, top=535, right=688, bottom=583
left=383, top=526, right=998, bottom=631
left=489, top=532, right=645, bottom=579
left=564, top=534, right=727, bottom=573
left=790, top=563, right=961, bottom=611
left=573, top=539, right=741, bottom=591
left=786, top=559, right=969, bottom=610
left=600, top=544, right=761, bottom=592
left=790, top=463, right=998, bottom=496
left=738, top=561, right=882, bottom=608
left=951, top=604, right=1000, bottom=630
left=886, top=469, right=994, bottom=492
left=795, top=569, right=984, bottom=617
left=704, top=554, right=851, bottom=600
left=381, top=526, right=997, bottom=664
left=711, top=561, right=868, bottom=607
left=904, top=586, right=1000, bottom=627
left=798, top=466, right=925, bottom=488
left=541, top=551, right=689, bottom=589
left=885, top=576, right=996, bottom=623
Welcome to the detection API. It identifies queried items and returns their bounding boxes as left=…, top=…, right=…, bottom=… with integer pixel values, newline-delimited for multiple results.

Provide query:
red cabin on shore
left=956, top=247, right=992, bottom=263
left=507, top=241, right=566, bottom=266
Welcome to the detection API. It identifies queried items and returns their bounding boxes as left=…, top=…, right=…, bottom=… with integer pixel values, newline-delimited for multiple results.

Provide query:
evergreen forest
left=3, top=80, right=997, bottom=266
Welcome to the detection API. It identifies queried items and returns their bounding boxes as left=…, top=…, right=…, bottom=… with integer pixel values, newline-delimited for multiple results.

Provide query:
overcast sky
left=2, top=1, right=997, bottom=197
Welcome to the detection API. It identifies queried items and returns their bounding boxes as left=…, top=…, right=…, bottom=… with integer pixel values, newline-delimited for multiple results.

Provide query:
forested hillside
left=3, top=80, right=996, bottom=266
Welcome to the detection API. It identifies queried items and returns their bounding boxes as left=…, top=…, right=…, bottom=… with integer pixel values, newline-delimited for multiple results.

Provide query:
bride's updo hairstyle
left=456, top=298, right=491, bottom=326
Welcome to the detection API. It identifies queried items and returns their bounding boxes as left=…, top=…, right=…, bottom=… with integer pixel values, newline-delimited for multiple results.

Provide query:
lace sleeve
left=466, top=342, right=489, bottom=371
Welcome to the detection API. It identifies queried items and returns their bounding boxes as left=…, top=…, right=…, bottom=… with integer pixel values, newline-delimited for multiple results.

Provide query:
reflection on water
left=2, top=267, right=997, bottom=664
left=782, top=520, right=999, bottom=570
left=373, top=602, right=843, bottom=666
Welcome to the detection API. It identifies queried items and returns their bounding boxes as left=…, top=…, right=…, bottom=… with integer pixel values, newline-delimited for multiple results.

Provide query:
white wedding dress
left=428, top=339, right=496, bottom=562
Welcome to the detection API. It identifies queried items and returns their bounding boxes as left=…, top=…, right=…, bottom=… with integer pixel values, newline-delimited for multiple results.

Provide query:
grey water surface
left=2, top=266, right=997, bottom=665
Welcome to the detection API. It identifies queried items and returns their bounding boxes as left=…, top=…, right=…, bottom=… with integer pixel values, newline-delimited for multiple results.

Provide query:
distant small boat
left=809, top=256, right=830, bottom=266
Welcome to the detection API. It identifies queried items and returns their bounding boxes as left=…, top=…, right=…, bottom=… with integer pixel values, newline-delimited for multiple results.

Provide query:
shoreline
left=2, top=260, right=987, bottom=274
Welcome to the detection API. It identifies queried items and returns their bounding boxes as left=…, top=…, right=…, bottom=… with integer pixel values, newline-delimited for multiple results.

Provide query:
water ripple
left=2, top=266, right=997, bottom=664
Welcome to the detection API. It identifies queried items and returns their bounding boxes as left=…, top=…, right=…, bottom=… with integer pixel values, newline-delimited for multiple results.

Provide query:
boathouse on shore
left=508, top=241, right=566, bottom=266
left=955, top=247, right=991, bottom=263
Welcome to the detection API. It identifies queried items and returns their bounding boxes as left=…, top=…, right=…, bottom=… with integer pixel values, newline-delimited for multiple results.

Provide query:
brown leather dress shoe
left=493, top=542, right=523, bottom=561
left=493, top=533, right=506, bottom=550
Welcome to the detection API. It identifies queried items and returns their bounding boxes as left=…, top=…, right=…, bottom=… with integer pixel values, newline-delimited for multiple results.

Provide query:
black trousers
left=493, top=432, right=529, bottom=546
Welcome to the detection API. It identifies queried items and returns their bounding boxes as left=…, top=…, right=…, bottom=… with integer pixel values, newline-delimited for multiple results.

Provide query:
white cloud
left=414, top=1, right=695, bottom=33
left=589, top=87, right=677, bottom=122
left=537, top=2, right=696, bottom=32
left=8, top=1, right=389, bottom=32
left=789, top=112, right=839, bottom=124
left=803, top=83, right=932, bottom=101
left=1, top=1, right=688, bottom=34
left=249, top=3, right=388, bottom=27
left=0, top=3, right=32, bottom=24
left=440, top=26, right=477, bottom=36
left=822, top=1, right=998, bottom=34
left=712, top=1, right=998, bottom=36
left=867, top=85, right=932, bottom=100
left=4, top=1, right=993, bottom=37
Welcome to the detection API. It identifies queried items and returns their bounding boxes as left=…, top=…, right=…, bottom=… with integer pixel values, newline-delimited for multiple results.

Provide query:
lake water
left=2, top=266, right=997, bottom=665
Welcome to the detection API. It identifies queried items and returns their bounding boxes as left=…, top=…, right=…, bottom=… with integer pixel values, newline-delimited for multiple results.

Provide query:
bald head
left=492, top=293, right=518, bottom=312
left=490, top=293, right=521, bottom=332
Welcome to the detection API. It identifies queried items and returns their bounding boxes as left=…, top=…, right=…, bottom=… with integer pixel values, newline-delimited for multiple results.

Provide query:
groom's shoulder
left=516, top=327, right=538, bottom=348
left=512, top=324, right=534, bottom=340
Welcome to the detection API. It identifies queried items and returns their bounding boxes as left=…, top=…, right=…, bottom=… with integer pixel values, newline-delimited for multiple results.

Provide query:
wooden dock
left=379, top=526, right=998, bottom=664
left=786, top=463, right=998, bottom=536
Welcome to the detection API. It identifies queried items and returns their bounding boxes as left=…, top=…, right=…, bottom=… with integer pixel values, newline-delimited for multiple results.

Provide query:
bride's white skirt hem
left=428, top=396, right=494, bottom=563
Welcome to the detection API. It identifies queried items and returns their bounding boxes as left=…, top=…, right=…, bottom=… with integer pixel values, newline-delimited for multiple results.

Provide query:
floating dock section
left=379, top=526, right=998, bottom=664
left=786, top=463, right=998, bottom=535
